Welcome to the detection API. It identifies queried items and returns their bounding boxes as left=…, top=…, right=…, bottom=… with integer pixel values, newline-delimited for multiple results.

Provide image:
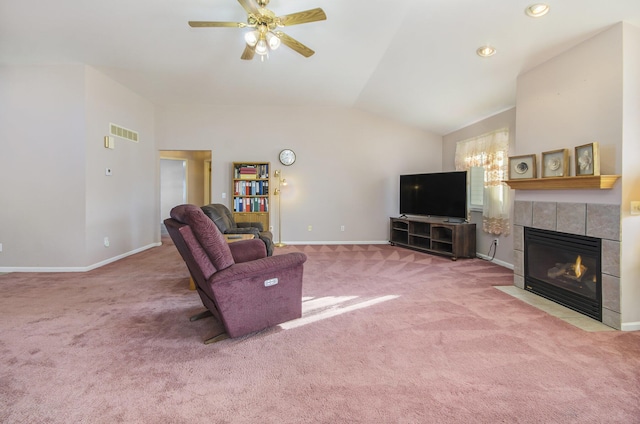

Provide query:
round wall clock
left=279, top=149, right=296, bottom=166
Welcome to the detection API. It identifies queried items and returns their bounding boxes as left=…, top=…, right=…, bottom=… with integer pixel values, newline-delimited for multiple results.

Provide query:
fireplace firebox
left=524, top=227, right=602, bottom=321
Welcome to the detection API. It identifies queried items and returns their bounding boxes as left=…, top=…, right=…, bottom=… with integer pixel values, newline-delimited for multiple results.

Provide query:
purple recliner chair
left=164, top=204, right=307, bottom=343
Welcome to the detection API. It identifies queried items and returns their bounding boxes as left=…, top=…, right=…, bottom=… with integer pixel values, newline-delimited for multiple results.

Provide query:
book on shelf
left=233, top=196, right=269, bottom=212
left=233, top=180, right=270, bottom=196
left=234, top=164, right=270, bottom=179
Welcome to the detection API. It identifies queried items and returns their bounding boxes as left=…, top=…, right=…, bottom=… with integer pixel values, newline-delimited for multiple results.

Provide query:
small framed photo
left=575, top=142, right=600, bottom=176
left=508, top=154, right=537, bottom=179
left=541, top=149, right=569, bottom=178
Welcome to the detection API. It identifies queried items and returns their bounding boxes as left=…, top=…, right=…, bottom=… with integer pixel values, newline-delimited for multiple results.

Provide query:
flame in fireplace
left=574, top=255, right=584, bottom=279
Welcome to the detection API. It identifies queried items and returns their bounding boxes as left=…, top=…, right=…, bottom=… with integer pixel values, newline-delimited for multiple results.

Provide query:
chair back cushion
left=165, top=219, right=217, bottom=281
left=201, top=204, right=237, bottom=233
left=170, top=205, right=234, bottom=272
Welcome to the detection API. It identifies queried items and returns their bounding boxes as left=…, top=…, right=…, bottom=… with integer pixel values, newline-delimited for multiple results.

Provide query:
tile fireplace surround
left=513, top=201, right=621, bottom=329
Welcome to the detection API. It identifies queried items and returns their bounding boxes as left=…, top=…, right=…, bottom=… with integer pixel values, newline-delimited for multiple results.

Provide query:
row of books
left=234, top=180, right=269, bottom=196
left=233, top=197, right=269, bottom=212
left=234, top=164, right=269, bottom=179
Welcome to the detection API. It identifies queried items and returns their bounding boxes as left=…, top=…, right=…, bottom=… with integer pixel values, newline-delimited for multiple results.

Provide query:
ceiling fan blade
left=237, top=0, right=261, bottom=16
left=274, top=31, right=315, bottom=57
left=241, top=44, right=256, bottom=60
left=278, top=8, right=326, bottom=26
left=189, top=21, right=247, bottom=28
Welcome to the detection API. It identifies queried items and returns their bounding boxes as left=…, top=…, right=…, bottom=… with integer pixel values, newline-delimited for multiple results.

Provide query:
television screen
left=400, top=171, right=467, bottom=220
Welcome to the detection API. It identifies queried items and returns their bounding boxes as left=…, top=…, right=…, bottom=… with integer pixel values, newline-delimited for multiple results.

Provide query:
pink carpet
left=1, top=240, right=639, bottom=423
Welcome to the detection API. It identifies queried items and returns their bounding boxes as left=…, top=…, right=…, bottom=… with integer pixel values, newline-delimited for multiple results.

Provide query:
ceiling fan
left=188, top=0, right=327, bottom=60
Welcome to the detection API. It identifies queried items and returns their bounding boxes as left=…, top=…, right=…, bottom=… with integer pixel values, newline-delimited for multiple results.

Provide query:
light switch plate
left=105, top=168, right=112, bottom=176
left=631, top=201, right=640, bottom=216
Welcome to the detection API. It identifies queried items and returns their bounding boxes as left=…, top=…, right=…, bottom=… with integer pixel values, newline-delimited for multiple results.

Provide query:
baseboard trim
left=621, top=322, right=640, bottom=332
left=280, top=242, right=515, bottom=270
left=0, top=242, right=161, bottom=273
left=476, top=253, right=514, bottom=270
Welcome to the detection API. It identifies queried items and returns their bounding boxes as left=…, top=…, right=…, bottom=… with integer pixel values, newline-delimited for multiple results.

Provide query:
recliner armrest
left=228, top=239, right=267, bottom=263
left=209, top=252, right=307, bottom=286
left=226, top=227, right=260, bottom=236
left=207, top=251, right=307, bottom=338
left=236, top=222, right=264, bottom=232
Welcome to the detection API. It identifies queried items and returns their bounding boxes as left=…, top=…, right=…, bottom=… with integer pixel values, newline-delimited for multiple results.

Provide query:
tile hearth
left=496, top=286, right=614, bottom=332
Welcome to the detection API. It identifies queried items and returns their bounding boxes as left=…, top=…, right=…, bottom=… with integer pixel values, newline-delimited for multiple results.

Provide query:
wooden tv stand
left=389, top=217, right=476, bottom=260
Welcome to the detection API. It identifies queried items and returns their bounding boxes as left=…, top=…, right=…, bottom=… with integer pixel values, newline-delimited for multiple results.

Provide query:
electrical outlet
left=0, top=243, right=3, bottom=252
left=493, top=238, right=499, bottom=246
left=340, top=225, right=345, bottom=232
left=631, top=201, right=640, bottom=216
left=308, top=225, right=313, bottom=231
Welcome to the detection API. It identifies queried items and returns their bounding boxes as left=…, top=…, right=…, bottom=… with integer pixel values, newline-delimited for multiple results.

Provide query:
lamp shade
left=266, top=32, right=281, bottom=50
left=244, top=30, right=259, bottom=47
left=255, top=38, right=268, bottom=55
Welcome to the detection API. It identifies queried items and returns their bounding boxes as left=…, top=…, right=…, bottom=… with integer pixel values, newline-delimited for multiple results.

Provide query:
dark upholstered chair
left=201, top=203, right=274, bottom=256
left=164, top=204, right=306, bottom=343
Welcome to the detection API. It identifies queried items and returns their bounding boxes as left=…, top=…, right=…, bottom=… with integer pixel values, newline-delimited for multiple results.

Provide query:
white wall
left=442, top=108, right=517, bottom=267
left=155, top=105, right=442, bottom=243
left=515, top=24, right=623, bottom=204
left=0, top=65, right=158, bottom=270
left=84, top=66, right=158, bottom=266
left=0, top=65, right=87, bottom=267
left=621, top=23, right=640, bottom=325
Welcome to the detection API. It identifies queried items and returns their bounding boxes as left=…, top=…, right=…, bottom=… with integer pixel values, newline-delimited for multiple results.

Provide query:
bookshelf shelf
left=232, top=162, right=271, bottom=230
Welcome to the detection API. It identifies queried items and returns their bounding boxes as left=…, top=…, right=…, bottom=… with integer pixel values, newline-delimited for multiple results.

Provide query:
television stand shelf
left=389, top=217, right=476, bottom=260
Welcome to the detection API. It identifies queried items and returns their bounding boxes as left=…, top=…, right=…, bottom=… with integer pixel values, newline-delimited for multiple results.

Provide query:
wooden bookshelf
left=231, top=162, right=270, bottom=230
left=505, top=175, right=620, bottom=190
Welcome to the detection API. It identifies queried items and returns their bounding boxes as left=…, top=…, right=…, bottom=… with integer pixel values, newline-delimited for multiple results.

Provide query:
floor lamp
left=273, top=170, right=287, bottom=247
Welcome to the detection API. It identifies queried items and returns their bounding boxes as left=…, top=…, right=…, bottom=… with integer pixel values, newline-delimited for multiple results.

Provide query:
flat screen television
left=399, top=171, right=467, bottom=221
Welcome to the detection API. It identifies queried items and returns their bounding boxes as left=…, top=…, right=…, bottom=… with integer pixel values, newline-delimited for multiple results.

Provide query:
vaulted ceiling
left=2, top=0, right=640, bottom=135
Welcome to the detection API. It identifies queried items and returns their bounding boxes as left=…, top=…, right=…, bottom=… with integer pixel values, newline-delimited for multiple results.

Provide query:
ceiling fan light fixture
left=266, top=31, right=280, bottom=50
left=476, top=45, right=496, bottom=58
left=188, top=1, right=326, bottom=60
left=525, top=3, right=550, bottom=17
left=244, top=30, right=259, bottom=47
left=255, top=38, right=269, bottom=55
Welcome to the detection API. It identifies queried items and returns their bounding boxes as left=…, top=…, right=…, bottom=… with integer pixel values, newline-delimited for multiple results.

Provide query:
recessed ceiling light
left=525, top=3, right=550, bottom=17
left=476, top=46, right=496, bottom=58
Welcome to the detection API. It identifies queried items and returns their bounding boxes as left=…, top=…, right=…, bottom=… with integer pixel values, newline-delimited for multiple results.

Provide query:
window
left=455, top=129, right=510, bottom=235
left=469, top=166, right=485, bottom=211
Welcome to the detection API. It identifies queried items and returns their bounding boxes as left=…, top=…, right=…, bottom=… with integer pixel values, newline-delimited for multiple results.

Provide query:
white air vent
left=109, top=123, right=139, bottom=143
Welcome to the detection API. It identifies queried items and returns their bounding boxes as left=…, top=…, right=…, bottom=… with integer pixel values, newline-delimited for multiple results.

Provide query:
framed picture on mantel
left=575, top=142, right=600, bottom=176
left=508, top=154, right=537, bottom=179
left=542, top=149, right=569, bottom=178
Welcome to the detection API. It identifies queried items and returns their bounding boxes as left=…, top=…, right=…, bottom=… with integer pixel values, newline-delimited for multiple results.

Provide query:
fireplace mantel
left=505, top=175, right=620, bottom=190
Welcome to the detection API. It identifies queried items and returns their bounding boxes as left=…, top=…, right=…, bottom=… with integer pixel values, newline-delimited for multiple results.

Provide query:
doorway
left=160, top=158, right=187, bottom=224
left=159, top=150, right=212, bottom=227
